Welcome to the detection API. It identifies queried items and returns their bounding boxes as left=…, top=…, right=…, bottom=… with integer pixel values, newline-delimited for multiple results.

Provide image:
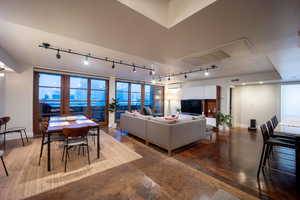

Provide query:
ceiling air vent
left=182, top=50, right=230, bottom=66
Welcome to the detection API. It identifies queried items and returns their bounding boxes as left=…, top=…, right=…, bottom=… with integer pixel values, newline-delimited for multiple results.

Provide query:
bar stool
left=257, top=124, right=296, bottom=177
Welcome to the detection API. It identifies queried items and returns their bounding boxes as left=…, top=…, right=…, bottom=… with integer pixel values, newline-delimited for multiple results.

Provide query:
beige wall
left=232, top=84, right=281, bottom=128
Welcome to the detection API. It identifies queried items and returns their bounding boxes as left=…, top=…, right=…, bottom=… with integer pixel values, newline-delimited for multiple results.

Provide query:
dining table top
left=275, top=119, right=300, bottom=137
left=47, top=115, right=99, bottom=133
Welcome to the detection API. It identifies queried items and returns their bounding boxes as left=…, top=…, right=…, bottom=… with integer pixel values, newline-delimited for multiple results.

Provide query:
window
left=281, top=84, right=300, bottom=120
left=131, top=83, right=142, bottom=111
left=116, top=82, right=129, bottom=120
left=144, top=85, right=154, bottom=108
left=69, top=76, right=88, bottom=114
left=90, top=79, right=107, bottom=122
left=38, top=73, right=61, bottom=118
left=115, top=81, right=164, bottom=120
left=34, top=72, right=109, bottom=135
left=153, top=86, right=164, bottom=114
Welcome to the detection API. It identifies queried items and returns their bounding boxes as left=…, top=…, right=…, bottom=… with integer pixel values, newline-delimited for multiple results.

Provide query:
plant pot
left=218, top=125, right=230, bottom=132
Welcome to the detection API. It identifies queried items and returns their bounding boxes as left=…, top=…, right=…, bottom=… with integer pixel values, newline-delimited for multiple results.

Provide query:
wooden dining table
left=275, top=120, right=300, bottom=185
left=46, top=115, right=100, bottom=171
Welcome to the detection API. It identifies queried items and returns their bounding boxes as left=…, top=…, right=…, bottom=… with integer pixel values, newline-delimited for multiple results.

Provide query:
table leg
left=97, top=126, right=100, bottom=158
left=47, top=133, right=51, bottom=171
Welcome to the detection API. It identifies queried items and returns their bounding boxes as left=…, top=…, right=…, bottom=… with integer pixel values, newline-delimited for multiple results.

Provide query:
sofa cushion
left=143, top=106, right=153, bottom=116
left=152, top=117, right=177, bottom=124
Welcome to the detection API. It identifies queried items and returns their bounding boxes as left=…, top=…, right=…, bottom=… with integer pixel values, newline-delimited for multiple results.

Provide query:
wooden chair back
left=39, top=121, right=49, bottom=136
left=260, top=124, right=269, bottom=142
left=1, top=117, right=10, bottom=130
left=63, top=126, right=90, bottom=138
left=266, top=120, right=274, bottom=137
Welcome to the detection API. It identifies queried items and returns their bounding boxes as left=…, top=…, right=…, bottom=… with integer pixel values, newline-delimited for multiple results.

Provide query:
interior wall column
left=109, top=76, right=116, bottom=127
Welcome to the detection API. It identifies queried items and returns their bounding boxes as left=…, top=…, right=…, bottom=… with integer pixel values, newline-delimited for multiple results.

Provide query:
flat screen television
left=181, top=99, right=202, bottom=115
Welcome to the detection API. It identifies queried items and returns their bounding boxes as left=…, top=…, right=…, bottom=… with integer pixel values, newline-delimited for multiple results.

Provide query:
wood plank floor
left=172, top=128, right=299, bottom=200
left=0, top=128, right=258, bottom=200
left=0, top=131, right=142, bottom=200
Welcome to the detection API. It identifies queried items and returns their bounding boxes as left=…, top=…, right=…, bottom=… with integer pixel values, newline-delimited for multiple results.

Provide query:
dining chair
left=0, top=116, right=29, bottom=149
left=62, top=126, right=90, bottom=172
left=38, top=120, right=65, bottom=165
left=88, top=119, right=100, bottom=145
left=0, top=150, right=8, bottom=176
left=257, top=124, right=296, bottom=177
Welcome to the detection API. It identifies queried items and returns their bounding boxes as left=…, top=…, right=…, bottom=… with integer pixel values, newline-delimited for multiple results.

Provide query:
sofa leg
left=168, top=150, right=172, bottom=156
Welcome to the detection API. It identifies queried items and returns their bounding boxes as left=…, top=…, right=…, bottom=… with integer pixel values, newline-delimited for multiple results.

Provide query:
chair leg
left=19, top=131, right=24, bottom=146
left=62, top=146, right=66, bottom=161
left=1, top=156, right=8, bottom=176
left=38, top=143, right=44, bottom=165
left=257, top=143, right=267, bottom=178
left=86, top=138, right=90, bottom=164
left=263, top=144, right=270, bottom=167
left=23, top=129, right=29, bottom=142
left=3, top=133, right=6, bottom=150
left=64, top=148, right=69, bottom=172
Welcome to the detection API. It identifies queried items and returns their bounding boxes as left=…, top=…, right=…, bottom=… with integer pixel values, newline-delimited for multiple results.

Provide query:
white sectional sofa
left=120, top=112, right=209, bottom=155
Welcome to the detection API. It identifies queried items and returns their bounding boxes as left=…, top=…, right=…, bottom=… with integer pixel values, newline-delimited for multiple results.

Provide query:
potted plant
left=215, top=111, right=232, bottom=131
left=176, top=108, right=181, bottom=115
left=108, top=98, right=117, bottom=113
left=108, top=98, right=117, bottom=128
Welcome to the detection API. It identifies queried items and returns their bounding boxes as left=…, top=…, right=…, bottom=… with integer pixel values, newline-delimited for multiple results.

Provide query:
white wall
left=232, top=84, right=281, bottom=128
left=3, top=66, right=33, bottom=139
left=164, top=71, right=280, bottom=125
left=0, top=75, right=5, bottom=115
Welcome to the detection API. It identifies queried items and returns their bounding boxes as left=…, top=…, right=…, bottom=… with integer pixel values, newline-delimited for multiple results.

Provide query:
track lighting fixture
left=56, top=49, right=61, bottom=59
left=132, top=64, right=137, bottom=72
left=184, top=73, right=187, bottom=79
left=112, top=61, right=115, bottom=69
left=168, top=76, right=171, bottom=81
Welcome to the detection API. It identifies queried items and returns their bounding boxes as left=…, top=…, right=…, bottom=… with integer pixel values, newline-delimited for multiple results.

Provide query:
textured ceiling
left=0, top=0, right=299, bottom=82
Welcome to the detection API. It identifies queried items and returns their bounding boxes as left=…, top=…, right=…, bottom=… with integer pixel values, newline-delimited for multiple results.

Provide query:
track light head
left=149, top=70, right=153, bottom=76
left=83, top=55, right=89, bottom=65
left=112, top=61, right=115, bottom=69
left=204, top=69, right=209, bottom=76
left=184, top=73, right=187, bottom=79
left=168, top=76, right=171, bottom=81
left=56, top=49, right=61, bottom=59
left=132, top=64, right=136, bottom=72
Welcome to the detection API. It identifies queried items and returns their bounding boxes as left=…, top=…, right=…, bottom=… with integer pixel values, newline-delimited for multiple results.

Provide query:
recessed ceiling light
left=259, top=81, right=264, bottom=84
left=242, top=83, right=246, bottom=85
left=151, top=79, right=156, bottom=84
